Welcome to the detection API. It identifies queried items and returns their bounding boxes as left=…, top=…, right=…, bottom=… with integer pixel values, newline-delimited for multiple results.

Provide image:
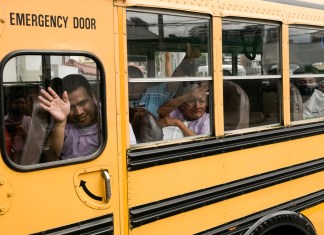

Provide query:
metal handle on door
left=101, top=170, right=111, bottom=202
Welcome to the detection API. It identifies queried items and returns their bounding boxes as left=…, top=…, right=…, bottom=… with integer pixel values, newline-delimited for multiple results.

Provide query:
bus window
left=289, top=27, right=324, bottom=121
left=222, top=19, right=281, bottom=131
left=127, top=10, right=211, bottom=145
left=2, top=54, right=103, bottom=166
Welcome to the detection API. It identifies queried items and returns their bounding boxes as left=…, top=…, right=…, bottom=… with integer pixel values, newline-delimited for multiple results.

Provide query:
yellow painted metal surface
left=0, top=0, right=123, bottom=234
left=302, top=203, right=324, bottom=235
left=0, top=175, right=14, bottom=215
left=128, top=134, right=324, bottom=206
left=131, top=172, right=324, bottom=234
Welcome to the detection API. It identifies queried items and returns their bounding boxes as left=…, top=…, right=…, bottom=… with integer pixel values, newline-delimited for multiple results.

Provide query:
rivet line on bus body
left=0, top=180, right=4, bottom=185
left=7, top=192, right=12, bottom=198
left=0, top=18, right=4, bottom=23
left=0, top=206, right=4, bottom=212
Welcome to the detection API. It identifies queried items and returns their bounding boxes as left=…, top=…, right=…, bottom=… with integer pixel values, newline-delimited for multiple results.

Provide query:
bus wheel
left=243, top=211, right=316, bottom=235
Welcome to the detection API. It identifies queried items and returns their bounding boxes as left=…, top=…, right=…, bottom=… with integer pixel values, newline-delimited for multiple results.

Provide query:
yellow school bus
left=1, top=0, right=324, bottom=234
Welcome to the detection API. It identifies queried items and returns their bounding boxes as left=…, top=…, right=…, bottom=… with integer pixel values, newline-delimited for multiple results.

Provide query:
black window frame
left=0, top=50, right=107, bottom=172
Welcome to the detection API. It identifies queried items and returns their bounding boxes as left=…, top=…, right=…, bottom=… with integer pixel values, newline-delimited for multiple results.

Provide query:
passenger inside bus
left=139, top=43, right=201, bottom=117
left=292, top=67, right=324, bottom=119
left=4, top=90, right=32, bottom=164
left=39, top=74, right=100, bottom=161
left=294, top=77, right=318, bottom=103
left=293, top=67, right=319, bottom=101
left=158, top=83, right=210, bottom=139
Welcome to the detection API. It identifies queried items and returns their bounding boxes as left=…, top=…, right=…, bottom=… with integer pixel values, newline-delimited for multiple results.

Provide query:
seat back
left=129, top=107, right=163, bottom=144
left=290, top=82, right=303, bottom=121
left=223, top=81, right=250, bottom=131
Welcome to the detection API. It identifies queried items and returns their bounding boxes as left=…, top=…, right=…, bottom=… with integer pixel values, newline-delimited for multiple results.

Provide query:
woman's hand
left=159, top=117, right=181, bottom=128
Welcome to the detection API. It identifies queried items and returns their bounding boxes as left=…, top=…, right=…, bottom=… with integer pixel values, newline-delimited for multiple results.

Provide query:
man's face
left=67, top=87, right=96, bottom=127
left=180, top=94, right=207, bottom=121
left=10, top=97, right=27, bottom=116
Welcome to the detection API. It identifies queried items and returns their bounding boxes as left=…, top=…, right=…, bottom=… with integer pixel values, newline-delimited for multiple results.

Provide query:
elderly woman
left=157, top=83, right=210, bottom=138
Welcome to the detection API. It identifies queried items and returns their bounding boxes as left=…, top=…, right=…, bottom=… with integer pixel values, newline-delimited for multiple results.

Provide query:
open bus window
left=222, top=20, right=281, bottom=131
left=289, top=27, right=324, bottom=122
left=1, top=54, right=103, bottom=166
left=127, top=10, right=211, bottom=145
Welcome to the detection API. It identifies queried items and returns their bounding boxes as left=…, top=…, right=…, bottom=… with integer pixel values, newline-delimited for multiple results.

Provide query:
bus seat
left=290, top=82, right=303, bottom=121
left=224, top=81, right=250, bottom=131
left=129, top=107, right=163, bottom=144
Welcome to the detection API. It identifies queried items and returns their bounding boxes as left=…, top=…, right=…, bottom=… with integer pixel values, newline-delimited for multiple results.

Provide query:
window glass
left=2, top=54, right=103, bottom=166
left=127, top=10, right=211, bottom=145
left=222, top=20, right=281, bottom=131
left=289, top=27, right=324, bottom=121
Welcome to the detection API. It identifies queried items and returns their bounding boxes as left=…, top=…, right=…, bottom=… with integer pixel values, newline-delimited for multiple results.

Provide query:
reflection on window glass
left=222, top=20, right=281, bottom=131
left=2, top=55, right=102, bottom=166
left=289, top=27, right=324, bottom=121
left=127, top=10, right=211, bottom=145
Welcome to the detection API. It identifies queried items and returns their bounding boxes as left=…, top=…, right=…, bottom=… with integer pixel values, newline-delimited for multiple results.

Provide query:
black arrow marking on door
left=79, top=180, right=102, bottom=201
